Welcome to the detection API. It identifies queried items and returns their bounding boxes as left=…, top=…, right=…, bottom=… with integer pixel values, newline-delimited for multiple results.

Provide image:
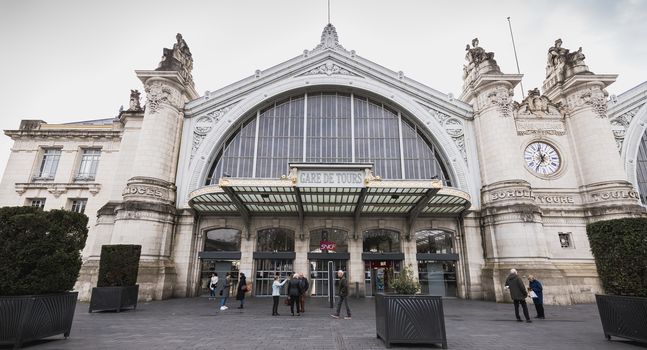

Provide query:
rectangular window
left=76, top=148, right=101, bottom=181
left=70, top=199, right=87, bottom=214
left=34, top=148, right=61, bottom=180
left=558, top=232, right=572, bottom=248
left=29, top=198, right=46, bottom=209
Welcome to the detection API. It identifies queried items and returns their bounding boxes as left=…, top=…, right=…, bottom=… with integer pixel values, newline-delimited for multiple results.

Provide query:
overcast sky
left=0, top=0, right=646, bottom=178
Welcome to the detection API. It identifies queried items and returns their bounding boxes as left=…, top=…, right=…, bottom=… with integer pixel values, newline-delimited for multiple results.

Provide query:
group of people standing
left=210, top=270, right=352, bottom=319
left=272, top=273, right=310, bottom=316
left=505, top=268, right=545, bottom=322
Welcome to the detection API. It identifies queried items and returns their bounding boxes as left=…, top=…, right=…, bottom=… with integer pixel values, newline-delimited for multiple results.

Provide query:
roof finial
left=313, top=23, right=347, bottom=53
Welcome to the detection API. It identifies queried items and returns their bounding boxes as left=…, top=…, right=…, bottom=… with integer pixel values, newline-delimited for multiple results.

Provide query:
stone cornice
left=4, top=129, right=121, bottom=140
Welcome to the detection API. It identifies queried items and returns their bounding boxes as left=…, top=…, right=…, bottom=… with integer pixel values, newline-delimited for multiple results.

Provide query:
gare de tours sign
left=292, top=163, right=371, bottom=188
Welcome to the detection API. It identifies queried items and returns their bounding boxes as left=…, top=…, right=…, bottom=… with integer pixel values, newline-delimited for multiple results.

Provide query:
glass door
left=254, top=259, right=293, bottom=296
left=418, top=260, right=457, bottom=296
left=308, top=259, right=347, bottom=297
left=364, top=260, right=401, bottom=296
left=200, top=260, right=240, bottom=296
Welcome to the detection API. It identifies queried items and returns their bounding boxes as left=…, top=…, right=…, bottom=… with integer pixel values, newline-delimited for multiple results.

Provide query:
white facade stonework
left=1, top=27, right=645, bottom=304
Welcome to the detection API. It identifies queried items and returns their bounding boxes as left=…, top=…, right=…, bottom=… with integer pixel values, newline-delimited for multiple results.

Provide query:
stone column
left=110, top=70, right=198, bottom=301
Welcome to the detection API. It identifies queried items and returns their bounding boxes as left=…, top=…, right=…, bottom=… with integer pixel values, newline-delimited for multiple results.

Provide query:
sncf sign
left=320, top=241, right=336, bottom=251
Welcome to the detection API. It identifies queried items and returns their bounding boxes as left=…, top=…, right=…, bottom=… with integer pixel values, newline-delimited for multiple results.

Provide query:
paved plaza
left=6, top=297, right=646, bottom=350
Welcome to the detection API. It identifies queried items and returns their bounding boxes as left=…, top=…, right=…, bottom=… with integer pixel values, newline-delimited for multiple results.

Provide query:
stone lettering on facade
left=123, top=185, right=167, bottom=199
left=535, top=194, right=575, bottom=204
left=590, top=190, right=639, bottom=202
left=490, top=189, right=533, bottom=201
left=515, top=120, right=566, bottom=136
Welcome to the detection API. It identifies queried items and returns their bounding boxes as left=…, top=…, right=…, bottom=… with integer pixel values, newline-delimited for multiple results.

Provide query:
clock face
left=524, top=142, right=561, bottom=175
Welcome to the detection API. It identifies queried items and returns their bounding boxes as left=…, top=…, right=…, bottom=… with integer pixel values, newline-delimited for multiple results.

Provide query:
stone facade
left=1, top=29, right=645, bottom=304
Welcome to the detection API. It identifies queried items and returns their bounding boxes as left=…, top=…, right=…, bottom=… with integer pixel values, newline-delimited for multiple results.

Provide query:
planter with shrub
left=587, top=218, right=647, bottom=344
left=89, top=244, right=141, bottom=313
left=375, top=265, right=447, bottom=349
left=0, top=206, right=88, bottom=349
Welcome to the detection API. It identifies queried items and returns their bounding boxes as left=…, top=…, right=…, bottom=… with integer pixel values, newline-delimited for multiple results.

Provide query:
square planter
left=595, top=294, right=647, bottom=343
left=0, top=292, right=78, bottom=349
left=375, top=293, right=447, bottom=349
left=89, top=285, right=139, bottom=313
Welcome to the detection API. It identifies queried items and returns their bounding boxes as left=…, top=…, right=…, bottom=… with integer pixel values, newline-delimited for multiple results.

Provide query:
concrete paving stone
left=2, top=297, right=645, bottom=350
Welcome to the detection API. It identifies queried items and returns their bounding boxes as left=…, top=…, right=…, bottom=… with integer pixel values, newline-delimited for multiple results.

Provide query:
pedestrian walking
left=219, top=272, right=231, bottom=310
left=299, top=272, right=309, bottom=312
left=331, top=270, right=351, bottom=319
left=236, top=272, right=247, bottom=309
left=272, top=275, right=288, bottom=316
left=209, top=272, right=219, bottom=299
left=528, top=274, right=545, bottom=319
left=505, top=268, right=531, bottom=323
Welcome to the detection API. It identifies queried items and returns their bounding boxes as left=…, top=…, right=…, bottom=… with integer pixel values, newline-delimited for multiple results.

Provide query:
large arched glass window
left=363, top=229, right=400, bottom=253
left=205, top=92, right=452, bottom=184
left=204, top=228, right=241, bottom=251
left=309, top=228, right=348, bottom=252
left=415, top=229, right=454, bottom=254
left=636, top=130, right=647, bottom=205
left=256, top=228, right=295, bottom=252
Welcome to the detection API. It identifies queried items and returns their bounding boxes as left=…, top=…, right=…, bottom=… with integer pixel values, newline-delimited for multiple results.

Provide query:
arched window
left=256, top=228, right=295, bottom=252
left=415, top=229, right=453, bottom=254
left=362, top=229, right=400, bottom=253
left=309, top=229, right=348, bottom=252
left=204, top=228, right=241, bottom=251
left=205, top=92, right=452, bottom=184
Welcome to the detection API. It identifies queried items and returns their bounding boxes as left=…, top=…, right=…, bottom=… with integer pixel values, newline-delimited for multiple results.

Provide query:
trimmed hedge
left=97, top=245, right=141, bottom=287
left=587, top=218, right=647, bottom=297
left=0, top=206, right=88, bottom=296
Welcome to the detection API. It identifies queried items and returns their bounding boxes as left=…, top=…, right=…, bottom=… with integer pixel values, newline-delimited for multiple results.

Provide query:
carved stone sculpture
left=128, top=90, right=142, bottom=111
left=156, top=33, right=194, bottom=87
left=544, top=39, right=592, bottom=90
left=462, top=38, right=501, bottom=88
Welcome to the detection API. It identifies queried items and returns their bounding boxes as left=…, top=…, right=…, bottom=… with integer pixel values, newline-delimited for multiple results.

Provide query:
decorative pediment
left=513, top=88, right=565, bottom=136
left=296, top=60, right=362, bottom=77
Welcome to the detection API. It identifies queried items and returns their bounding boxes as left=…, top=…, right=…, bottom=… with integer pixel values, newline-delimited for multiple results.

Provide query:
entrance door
left=309, top=259, right=347, bottom=297
left=364, top=260, right=401, bottom=296
left=418, top=260, right=457, bottom=296
left=200, top=260, right=240, bottom=296
left=254, top=259, right=293, bottom=296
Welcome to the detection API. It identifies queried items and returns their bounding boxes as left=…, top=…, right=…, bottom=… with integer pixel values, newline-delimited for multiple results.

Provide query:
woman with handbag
left=235, top=272, right=247, bottom=309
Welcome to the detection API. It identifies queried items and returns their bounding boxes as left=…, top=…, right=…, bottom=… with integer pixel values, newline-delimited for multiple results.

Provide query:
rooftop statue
left=156, top=33, right=194, bottom=86
left=127, top=90, right=142, bottom=111
left=462, top=38, right=501, bottom=86
left=544, top=38, right=591, bottom=88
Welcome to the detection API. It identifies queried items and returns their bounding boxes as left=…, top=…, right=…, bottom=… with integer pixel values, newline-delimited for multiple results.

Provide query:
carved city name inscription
left=490, top=190, right=576, bottom=205
left=123, top=185, right=166, bottom=198
left=536, top=194, right=574, bottom=204
left=590, top=190, right=639, bottom=202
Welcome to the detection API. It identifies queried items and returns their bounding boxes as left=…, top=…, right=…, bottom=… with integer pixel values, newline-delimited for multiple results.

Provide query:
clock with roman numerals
left=524, top=142, right=561, bottom=176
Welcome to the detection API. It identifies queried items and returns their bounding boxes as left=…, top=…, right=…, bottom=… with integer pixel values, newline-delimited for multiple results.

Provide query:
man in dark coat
left=331, top=270, right=351, bottom=319
left=287, top=273, right=302, bottom=316
left=299, top=273, right=309, bottom=312
left=505, top=268, right=531, bottom=323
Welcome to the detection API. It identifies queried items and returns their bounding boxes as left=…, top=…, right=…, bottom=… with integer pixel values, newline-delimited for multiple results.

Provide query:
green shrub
left=587, top=218, right=647, bottom=297
left=389, top=265, right=420, bottom=295
left=0, top=206, right=88, bottom=296
left=97, top=245, right=141, bottom=287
